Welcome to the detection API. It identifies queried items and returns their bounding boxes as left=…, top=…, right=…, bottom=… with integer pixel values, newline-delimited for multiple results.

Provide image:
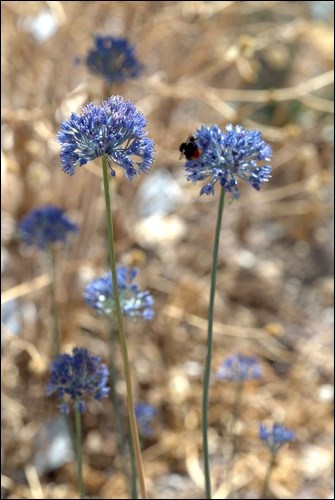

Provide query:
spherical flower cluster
left=216, top=353, right=262, bottom=382
left=259, top=423, right=295, bottom=454
left=46, top=347, right=110, bottom=414
left=83, top=266, right=154, bottom=320
left=182, top=124, right=272, bottom=198
left=56, top=95, right=154, bottom=178
left=18, top=205, right=78, bottom=250
left=135, top=402, right=157, bottom=437
left=85, top=35, right=143, bottom=84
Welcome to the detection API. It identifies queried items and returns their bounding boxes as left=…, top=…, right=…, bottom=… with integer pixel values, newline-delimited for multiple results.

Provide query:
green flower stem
left=261, top=452, right=276, bottom=499
left=74, top=407, right=85, bottom=499
left=108, top=323, right=138, bottom=499
left=202, top=187, right=225, bottom=500
left=102, top=156, right=147, bottom=500
left=128, top=421, right=138, bottom=500
left=48, top=245, right=60, bottom=356
left=107, top=326, right=128, bottom=468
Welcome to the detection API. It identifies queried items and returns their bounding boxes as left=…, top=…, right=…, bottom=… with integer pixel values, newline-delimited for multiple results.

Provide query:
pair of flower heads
left=57, top=94, right=272, bottom=199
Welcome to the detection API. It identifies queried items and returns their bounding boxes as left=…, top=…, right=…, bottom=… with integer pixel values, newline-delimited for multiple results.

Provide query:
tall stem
left=202, top=188, right=225, bottom=499
left=102, top=156, right=147, bottom=499
left=261, top=452, right=276, bottom=499
left=74, top=408, right=85, bottom=499
left=108, top=322, right=138, bottom=499
left=128, top=421, right=138, bottom=500
left=48, top=245, right=60, bottom=356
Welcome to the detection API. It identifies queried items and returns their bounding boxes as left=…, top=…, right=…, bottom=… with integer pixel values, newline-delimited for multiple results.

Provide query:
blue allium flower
left=216, top=353, right=262, bottom=382
left=259, top=423, right=295, bottom=454
left=18, top=205, right=78, bottom=250
left=47, top=347, right=110, bottom=414
left=83, top=266, right=154, bottom=320
left=135, top=402, right=157, bottom=437
left=56, top=95, right=154, bottom=178
left=85, top=35, right=143, bottom=84
left=181, top=124, right=272, bottom=198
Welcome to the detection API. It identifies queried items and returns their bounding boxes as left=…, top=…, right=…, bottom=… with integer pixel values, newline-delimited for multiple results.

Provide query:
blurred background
left=1, top=1, right=334, bottom=499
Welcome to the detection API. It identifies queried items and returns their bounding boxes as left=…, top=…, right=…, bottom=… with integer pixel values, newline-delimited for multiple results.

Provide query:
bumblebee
left=179, top=135, right=202, bottom=160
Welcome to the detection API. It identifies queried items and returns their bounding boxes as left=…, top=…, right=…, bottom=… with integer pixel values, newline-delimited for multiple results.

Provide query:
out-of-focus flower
left=259, top=423, right=295, bottom=454
left=56, top=95, right=154, bottom=178
left=83, top=266, right=154, bottom=320
left=85, top=35, right=143, bottom=84
left=135, top=402, right=157, bottom=437
left=181, top=124, right=272, bottom=198
left=18, top=205, right=78, bottom=250
left=47, top=347, right=110, bottom=414
left=216, top=353, right=262, bottom=382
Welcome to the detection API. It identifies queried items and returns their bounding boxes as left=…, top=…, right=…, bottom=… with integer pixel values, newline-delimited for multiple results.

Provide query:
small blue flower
left=46, top=347, right=110, bottom=414
left=216, top=353, right=262, bottom=382
left=18, top=205, right=78, bottom=250
left=181, top=124, right=272, bottom=198
left=259, top=423, right=295, bottom=454
left=83, top=266, right=154, bottom=320
left=135, top=402, right=157, bottom=437
left=85, top=35, right=143, bottom=84
left=56, top=95, right=154, bottom=178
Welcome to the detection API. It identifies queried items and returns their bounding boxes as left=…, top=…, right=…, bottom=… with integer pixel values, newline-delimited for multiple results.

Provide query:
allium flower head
left=181, top=124, right=272, bottom=198
left=83, top=266, right=154, bottom=320
left=216, top=353, right=262, bottom=382
left=259, top=423, right=295, bottom=454
left=85, top=35, right=143, bottom=84
left=135, top=402, right=157, bottom=437
left=18, top=205, right=78, bottom=250
left=46, top=347, right=110, bottom=414
left=56, top=95, right=154, bottom=178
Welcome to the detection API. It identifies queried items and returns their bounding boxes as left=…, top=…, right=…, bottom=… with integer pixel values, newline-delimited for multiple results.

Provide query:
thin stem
left=74, top=408, right=85, bottom=499
left=202, top=187, right=225, bottom=499
left=107, top=326, right=128, bottom=466
left=108, top=322, right=138, bottom=499
left=128, top=423, right=138, bottom=500
left=48, top=245, right=60, bottom=356
left=261, top=452, right=276, bottom=499
left=102, top=156, right=147, bottom=499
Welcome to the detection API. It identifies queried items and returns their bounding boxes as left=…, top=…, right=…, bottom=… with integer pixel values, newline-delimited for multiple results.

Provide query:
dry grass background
left=1, top=1, right=334, bottom=499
